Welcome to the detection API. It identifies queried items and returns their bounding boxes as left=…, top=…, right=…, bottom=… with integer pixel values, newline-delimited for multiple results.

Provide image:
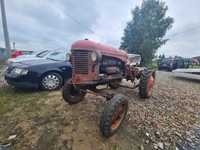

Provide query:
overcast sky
left=0, top=0, right=200, bottom=57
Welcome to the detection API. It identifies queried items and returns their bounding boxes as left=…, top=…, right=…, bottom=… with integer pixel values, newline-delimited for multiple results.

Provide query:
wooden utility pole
left=0, top=0, right=11, bottom=58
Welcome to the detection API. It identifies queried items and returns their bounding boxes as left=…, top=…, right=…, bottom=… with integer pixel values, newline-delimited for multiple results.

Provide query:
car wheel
left=41, top=72, right=63, bottom=91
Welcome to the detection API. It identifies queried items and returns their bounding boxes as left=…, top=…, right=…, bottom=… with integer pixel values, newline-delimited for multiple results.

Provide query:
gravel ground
left=177, top=125, right=200, bottom=150
left=0, top=71, right=200, bottom=150
left=111, top=71, right=200, bottom=149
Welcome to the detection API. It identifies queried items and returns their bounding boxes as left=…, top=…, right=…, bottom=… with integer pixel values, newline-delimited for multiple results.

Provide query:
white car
left=127, top=54, right=141, bottom=66
left=7, top=50, right=50, bottom=64
left=172, top=68, right=200, bottom=81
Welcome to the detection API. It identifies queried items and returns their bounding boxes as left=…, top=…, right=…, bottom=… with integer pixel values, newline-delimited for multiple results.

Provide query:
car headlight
left=91, top=52, right=97, bottom=62
left=12, top=68, right=29, bottom=75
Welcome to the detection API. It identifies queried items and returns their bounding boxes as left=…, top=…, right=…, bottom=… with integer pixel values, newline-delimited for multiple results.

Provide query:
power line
left=61, top=1, right=95, bottom=34
left=55, top=1, right=124, bottom=46
left=59, top=1, right=113, bottom=42
left=64, top=11, right=111, bottom=43
left=65, top=12, right=95, bottom=34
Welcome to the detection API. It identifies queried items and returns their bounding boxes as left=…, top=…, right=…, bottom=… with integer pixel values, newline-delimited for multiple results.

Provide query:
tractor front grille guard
left=72, top=50, right=90, bottom=74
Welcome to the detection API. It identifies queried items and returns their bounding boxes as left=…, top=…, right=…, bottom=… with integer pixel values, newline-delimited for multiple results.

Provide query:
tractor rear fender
left=140, top=69, right=156, bottom=79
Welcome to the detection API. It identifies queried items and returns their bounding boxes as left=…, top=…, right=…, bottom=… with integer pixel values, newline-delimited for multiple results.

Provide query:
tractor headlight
left=66, top=53, right=71, bottom=61
left=91, top=52, right=97, bottom=62
left=12, top=68, right=29, bottom=76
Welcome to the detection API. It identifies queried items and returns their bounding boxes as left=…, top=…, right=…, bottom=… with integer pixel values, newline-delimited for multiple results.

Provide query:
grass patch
left=147, top=62, right=158, bottom=70
left=0, top=61, right=5, bottom=69
left=0, top=86, right=48, bottom=115
left=0, top=86, right=60, bottom=146
left=189, top=65, right=200, bottom=69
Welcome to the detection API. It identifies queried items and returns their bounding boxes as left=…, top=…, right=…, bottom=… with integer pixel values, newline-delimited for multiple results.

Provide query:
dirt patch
left=0, top=71, right=200, bottom=150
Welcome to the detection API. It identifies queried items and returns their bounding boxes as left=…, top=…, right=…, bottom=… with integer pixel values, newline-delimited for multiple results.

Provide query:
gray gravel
left=177, top=125, right=200, bottom=150
left=153, top=71, right=200, bottom=149
left=114, top=71, right=200, bottom=149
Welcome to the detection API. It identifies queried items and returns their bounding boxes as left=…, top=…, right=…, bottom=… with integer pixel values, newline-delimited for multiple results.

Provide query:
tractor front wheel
left=62, top=79, right=86, bottom=104
left=109, top=80, right=121, bottom=89
left=139, top=71, right=155, bottom=98
left=100, top=94, right=128, bottom=138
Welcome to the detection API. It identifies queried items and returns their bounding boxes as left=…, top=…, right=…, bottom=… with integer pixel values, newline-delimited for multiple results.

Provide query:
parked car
left=7, top=50, right=50, bottom=64
left=127, top=54, right=141, bottom=66
left=11, top=49, right=34, bottom=58
left=158, top=57, right=191, bottom=71
left=5, top=50, right=71, bottom=90
left=11, top=50, right=23, bottom=58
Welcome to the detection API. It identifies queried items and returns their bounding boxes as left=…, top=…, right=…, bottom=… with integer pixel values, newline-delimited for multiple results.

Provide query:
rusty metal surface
left=71, top=40, right=128, bottom=62
left=72, top=50, right=90, bottom=74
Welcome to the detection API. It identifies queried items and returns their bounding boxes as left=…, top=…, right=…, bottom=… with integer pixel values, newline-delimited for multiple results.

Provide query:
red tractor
left=62, top=39, right=155, bottom=137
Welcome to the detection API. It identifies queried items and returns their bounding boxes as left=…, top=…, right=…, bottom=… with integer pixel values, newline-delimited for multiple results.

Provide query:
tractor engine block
left=100, top=56, right=125, bottom=75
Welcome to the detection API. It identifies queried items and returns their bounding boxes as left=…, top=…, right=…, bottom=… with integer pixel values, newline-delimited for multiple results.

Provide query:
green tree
left=120, top=0, right=173, bottom=65
left=158, top=54, right=165, bottom=59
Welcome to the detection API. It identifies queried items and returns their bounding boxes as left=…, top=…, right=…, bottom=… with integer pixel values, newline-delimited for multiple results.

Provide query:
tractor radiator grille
left=72, top=50, right=90, bottom=74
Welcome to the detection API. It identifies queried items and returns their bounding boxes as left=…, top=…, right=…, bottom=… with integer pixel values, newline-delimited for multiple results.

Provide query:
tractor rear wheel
left=62, top=79, right=86, bottom=104
left=100, top=94, right=128, bottom=138
left=139, top=71, right=155, bottom=98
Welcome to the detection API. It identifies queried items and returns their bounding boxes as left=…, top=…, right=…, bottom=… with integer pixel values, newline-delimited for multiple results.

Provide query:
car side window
left=47, top=52, right=66, bottom=61
left=37, top=50, right=49, bottom=58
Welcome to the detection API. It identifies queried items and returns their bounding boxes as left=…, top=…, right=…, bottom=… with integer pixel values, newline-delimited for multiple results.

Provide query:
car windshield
left=46, top=51, right=66, bottom=61
left=36, top=50, right=49, bottom=58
